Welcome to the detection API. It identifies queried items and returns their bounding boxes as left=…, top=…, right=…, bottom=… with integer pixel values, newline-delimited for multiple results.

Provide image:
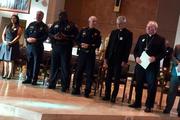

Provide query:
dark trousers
left=26, top=45, right=43, bottom=81
left=165, top=66, right=180, bottom=113
left=105, top=61, right=122, bottom=99
left=49, top=44, right=72, bottom=90
left=74, top=51, right=95, bottom=95
left=134, top=64, right=158, bottom=108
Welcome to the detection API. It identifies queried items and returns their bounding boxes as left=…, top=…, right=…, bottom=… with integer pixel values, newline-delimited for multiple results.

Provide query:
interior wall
left=0, top=0, right=49, bottom=27
left=0, top=0, right=50, bottom=44
left=156, top=0, right=180, bottom=47
left=65, top=0, right=180, bottom=48
left=46, top=0, right=65, bottom=24
left=174, top=15, right=180, bottom=46
left=65, top=0, right=159, bottom=49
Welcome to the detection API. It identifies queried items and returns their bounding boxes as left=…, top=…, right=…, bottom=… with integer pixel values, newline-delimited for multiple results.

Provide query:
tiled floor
left=0, top=78, right=179, bottom=120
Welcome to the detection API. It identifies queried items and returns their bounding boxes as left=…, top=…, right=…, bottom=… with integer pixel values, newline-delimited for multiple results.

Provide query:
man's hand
left=136, top=57, right=141, bottom=64
left=8, top=42, right=13, bottom=46
left=27, top=37, right=37, bottom=43
left=54, top=33, right=66, bottom=40
left=103, top=59, right=108, bottom=69
left=81, top=43, right=89, bottom=49
left=149, top=56, right=156, bottom=63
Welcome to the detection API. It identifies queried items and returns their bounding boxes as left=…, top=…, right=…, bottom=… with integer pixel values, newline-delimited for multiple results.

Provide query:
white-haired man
left=72, top=16, right=101, bottom=98
left=23, top=11, right=48, bottom=85
left=129, top=21, right=166, bottom=112
left=102, top=16, right=132, bottom=103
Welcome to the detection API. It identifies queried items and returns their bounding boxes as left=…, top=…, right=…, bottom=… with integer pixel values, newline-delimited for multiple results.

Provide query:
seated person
left=163, top=44, right=180, bottom=117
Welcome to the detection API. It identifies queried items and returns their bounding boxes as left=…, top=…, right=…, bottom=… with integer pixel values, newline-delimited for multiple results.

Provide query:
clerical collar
left=118, top=28, right=125, bottom=31
left=147, top=33, right=156, bottom=37
left=148, top=34, right=152, bottom=37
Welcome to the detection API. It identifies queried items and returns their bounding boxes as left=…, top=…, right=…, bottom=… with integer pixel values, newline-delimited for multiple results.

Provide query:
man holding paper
left=163, top=44, right=180, bottom=117
left=129, top=21, right=165, bottom=112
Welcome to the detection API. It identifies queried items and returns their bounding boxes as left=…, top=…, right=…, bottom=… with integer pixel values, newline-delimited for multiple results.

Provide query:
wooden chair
left=71, top=58, right=103, bottom=96
left=99, top=64, right=130, bottom=102
left=158, top=68, right=180, bottom=108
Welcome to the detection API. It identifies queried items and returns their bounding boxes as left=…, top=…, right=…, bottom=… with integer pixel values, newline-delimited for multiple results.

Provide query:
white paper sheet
left=175, top=66, right=180, bottom=76
left=139, top=51, right=150, bottom=69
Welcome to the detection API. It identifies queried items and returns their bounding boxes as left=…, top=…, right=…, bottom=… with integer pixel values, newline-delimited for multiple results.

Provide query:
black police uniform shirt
left=49, top=20, right=78, bottom=46
left=76, top=27, right=101, bottom=53
left=25, top=21, right=48, bottom=46
left=105, top=28, right=132, bottom=63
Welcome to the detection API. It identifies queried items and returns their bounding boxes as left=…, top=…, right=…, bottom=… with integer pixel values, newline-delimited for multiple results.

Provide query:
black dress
left=0, top=25, right=20, bottom=61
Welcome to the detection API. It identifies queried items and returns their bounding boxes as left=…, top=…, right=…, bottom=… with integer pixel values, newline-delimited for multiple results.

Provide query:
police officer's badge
left=65, top=25, right=70, bottom=31
left=94, top=32, right=98, bottom=36
left=66, top=25, right=70, bottom=29
left=30, top=26, right=34, bottom=29
left=40, top=27, right=43, bottom=31
left=54, top=24, right=59, bottom=28
left=82, top=32, right=86, bottom=37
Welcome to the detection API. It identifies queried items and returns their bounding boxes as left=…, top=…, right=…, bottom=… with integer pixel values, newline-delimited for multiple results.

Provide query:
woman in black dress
left=0, top=15, right=23, bottom=79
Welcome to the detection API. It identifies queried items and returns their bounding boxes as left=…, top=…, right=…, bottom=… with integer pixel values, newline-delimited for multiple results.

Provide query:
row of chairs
left=15, top=47, right=180, bottom=108
left=83, top=60, right=180, bottom=108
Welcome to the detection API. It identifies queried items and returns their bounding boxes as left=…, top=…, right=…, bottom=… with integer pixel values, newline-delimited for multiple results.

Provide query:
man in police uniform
left=129, top=21, right=165, bottom=112
left=72, top=16, right=101, bottom=97
left=102, top=16, right=132, bottom=103
left=48, top=11, right=78, bottom=92
left=22, top=11, right=48, bottom=85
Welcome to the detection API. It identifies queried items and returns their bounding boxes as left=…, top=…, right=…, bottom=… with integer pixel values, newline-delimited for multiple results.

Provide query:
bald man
left=102, top=16, right=132, bottom=103
left=72, top=16, right=101, bottom=98
left=129, top=21, right=166, bottom=112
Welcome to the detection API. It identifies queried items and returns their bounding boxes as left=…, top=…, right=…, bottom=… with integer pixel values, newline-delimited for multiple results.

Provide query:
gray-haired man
left=102, top=16, right=132, bottom=103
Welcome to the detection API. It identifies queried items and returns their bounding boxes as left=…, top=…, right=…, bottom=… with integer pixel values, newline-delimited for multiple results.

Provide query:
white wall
left=0, top=0, right=66, bottom=44
left=174, top=15, right=180, bottom=47
left=46, top=0, right=65, bottom=24
left=0, top=0, right=66, bottom=27
left=0, top=0, right=49, bottom=27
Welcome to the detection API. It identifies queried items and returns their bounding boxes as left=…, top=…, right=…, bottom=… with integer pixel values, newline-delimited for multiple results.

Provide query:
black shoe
left=71, top=89, right=80, bottom=95
left=32, top=80, right=38, bottom=85
left=22, top=80, right=31, bottom=84
left=102, top=96, right=110, bottom=101
left=84, top=93, right=90, bottom=98
left=144, top=107, right=152, bottom=113
left=128, top=103, right=141, bottom=108
left=163, top=109, right=170, bottom=114
left=48, top=85, right=56, bottom=89
left=7, top=76, right=11, bottom=79
left=61, top=88, right=67, bottom=92
left=2, top=75, right=7, bottom=79
left=110, top=97, right=116, bottom=103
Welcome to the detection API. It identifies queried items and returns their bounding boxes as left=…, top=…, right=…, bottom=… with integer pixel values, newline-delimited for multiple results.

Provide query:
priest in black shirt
left=129, top=21, right=165, bottom=112
left=102, top=16, right=132, bottom=103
